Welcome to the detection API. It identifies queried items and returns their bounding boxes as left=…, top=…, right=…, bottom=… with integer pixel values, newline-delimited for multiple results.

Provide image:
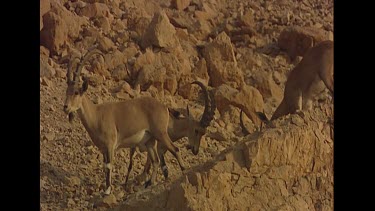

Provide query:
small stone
left=49, top=105, right=55, bottom=111
left=43, top=132, right=55, bottom=141
left=67, top=198, right=75, bottom=207
left=41, top=77, right=52, bottom=87
left=68, top=176, right=81, bottom=186
left=94, top=194, right=117, bottom=208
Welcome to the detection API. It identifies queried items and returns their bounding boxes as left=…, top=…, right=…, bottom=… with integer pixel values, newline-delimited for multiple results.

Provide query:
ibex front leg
left=124, top=147, right=136, bottom=186
left=103, top=148, right=114, bottom=195
left=157, top=145, right=169, bottom=179
left=155, top=132, right=186, bottom=172
left=137, top=154, right=151, bottom=184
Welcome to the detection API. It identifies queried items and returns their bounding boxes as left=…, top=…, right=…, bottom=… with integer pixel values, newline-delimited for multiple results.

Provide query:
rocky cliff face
left=116, top=106, right=333, bottom=211
left=40, top=0, right=333, bottom=210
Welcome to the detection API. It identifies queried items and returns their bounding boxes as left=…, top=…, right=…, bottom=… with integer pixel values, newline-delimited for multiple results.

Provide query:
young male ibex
left=63, top=48, right=186, bottom=195
left=124, top=81, right=216, bottom=185
left=271, top=40, right=334, bottom=120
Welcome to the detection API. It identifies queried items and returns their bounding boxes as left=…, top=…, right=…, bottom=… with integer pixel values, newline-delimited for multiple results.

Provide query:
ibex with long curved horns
left=63, top=48, right=186, bottom=195
left=124, top=81, right=216, bottom=185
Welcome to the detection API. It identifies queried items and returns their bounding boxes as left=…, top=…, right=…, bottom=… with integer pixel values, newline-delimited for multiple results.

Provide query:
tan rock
left=98, top=36, right=115, bottom=53
left=78, top=2, right=110, bottom=18
left=94, top=194, right=117, bottom=208
left=171, top=0, right=191, bottom=11
left=253, top=72, right=283, bottom=102
left=41, top=77, right=53, bottom=87
left=40, top=58, right=55, bottom=78
left=203, top=32, right=244, bottom=88
left=141, top=11, right=179, bottom=49
left=40, top=0, right=51, bottom=30
left=93, top=16, right=110, bottom=33
left=278, top=26, right=328, bottom=60
left=40, top=1, right=87, bottom=55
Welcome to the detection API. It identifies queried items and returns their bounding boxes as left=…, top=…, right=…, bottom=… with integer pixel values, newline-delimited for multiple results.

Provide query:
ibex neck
left=77, top=95, right=97, bottom=131
left=169, top=118, right=189, bottom=141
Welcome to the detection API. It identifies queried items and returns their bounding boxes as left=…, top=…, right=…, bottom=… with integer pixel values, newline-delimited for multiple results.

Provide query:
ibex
left=124, top=81, right=216, bottom=186
left=271, top=40, right=333, bottom=120
left=63, top=48, right=186, bottom=195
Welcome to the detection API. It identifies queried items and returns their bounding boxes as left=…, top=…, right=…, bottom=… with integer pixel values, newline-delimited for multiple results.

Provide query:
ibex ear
left=81, top=77, right=89, bottom=94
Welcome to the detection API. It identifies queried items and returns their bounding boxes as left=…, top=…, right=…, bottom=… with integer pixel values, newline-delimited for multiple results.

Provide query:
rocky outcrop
left=141, top=11, right=180, bottom=50
left=115, top=111, right=334, bottom=210
left=40, top=0, right=51, bottom=31
left=40, top=0, right=88, bottom=55
left=203, top=32, right=244, bottom=88
left=40, top=0, right=334, bottom=210
left=278, top=26, right=329, bottom=61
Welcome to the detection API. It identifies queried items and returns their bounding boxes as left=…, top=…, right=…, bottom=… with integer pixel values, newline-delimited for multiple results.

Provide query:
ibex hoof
left=144, top=180, right=152, bottom=188
left=104, top=186, right=112, bottom=195
left=162, top=169, right=169, bottom=179
left=162, top=166, right=169, bottom=179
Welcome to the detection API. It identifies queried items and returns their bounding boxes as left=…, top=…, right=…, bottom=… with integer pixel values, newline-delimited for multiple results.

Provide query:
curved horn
left=240, top=110, right=250, bottom=135
left=67, top=56, right=80, bottom=84
left=74, top=48, right=105, bottom=83
left=191, top=81, right=214, bottom=127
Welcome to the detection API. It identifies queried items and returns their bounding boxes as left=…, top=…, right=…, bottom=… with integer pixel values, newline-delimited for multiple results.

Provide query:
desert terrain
left=40, top=0, right=334, bottom=210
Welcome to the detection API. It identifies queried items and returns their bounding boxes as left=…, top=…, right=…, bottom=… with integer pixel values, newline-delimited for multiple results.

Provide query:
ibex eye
left=74, top=91, right=79, bottom=95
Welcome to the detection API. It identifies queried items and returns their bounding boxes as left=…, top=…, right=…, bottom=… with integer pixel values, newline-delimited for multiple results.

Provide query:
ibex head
left=186, top=81, right=216, bottom=155
left=63, top=48, right=104, bottom=120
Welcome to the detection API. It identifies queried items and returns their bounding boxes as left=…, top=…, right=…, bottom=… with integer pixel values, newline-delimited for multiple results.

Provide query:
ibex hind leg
left=137, top=153, right=151, bottom=184
left=320, top=68, right=334, bottom=93
left=157, top=145, right=169, bottom=179
left=124, top=147, right=136, bottom=186
left=144, top=140, right=159, bottom=188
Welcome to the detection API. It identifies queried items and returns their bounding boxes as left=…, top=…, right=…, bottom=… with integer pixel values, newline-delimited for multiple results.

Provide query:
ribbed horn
left=73, top=48, right=104, bottom=83
left=191, top=81, right=214, bottom=127
left=67, top=56, right=80, bottom=84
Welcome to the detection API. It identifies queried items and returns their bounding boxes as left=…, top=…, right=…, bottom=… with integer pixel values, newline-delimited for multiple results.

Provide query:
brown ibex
left=124, top=81, right=216, bottom=185
left=63, top=48, right=186, bottom=195
left=271, top=40, right=334, bottom=120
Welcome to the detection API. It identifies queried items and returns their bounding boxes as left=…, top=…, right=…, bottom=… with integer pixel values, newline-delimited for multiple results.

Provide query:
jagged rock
left=278, top=26, right=328, bottom=61
left=203, top=32, right=244, bottom=88
left=141, top=11, right=179, bottom=49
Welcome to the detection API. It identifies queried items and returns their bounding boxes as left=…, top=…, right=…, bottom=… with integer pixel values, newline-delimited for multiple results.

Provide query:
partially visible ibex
left=271, top=40, right=333, bottom=120
left=124, top=81, right=216, bottom=185
left=63, top=48, right=186, bottom=195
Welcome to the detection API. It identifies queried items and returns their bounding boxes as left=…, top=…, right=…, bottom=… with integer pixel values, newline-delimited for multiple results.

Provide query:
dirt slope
left=40, top=0, right=333, bottom=210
